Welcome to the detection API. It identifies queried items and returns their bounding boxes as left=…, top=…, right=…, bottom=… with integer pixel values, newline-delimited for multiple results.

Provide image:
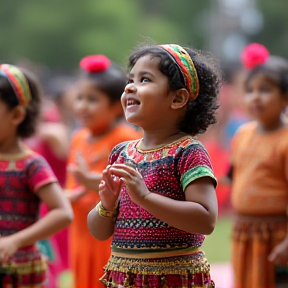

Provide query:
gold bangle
left=96, top=201, right=116, bottom=218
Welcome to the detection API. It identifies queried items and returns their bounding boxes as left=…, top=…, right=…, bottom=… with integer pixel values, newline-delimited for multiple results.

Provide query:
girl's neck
left=88, top=121, right=117, bottom=142
left=0, top=137, right=24, bottom=154
left=140, top=129, right=188, bottom=150
left=257, top=117, right=287, bottom=134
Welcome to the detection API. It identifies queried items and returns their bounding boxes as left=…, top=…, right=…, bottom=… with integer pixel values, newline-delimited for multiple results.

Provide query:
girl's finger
left=111, top=164, right=142, bottom=178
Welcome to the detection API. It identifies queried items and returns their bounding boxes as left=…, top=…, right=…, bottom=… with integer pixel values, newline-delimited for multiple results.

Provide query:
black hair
left=128, top=45, right=221, bottom=136
left=81, top=62, right=127, bottom=104
left=245, top=56, right=288, bottom=95
left=0, top=68, right=41, bottom=138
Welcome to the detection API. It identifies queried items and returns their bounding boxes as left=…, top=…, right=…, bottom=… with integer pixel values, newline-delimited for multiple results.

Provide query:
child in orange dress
left=65, top=55, right=141, bottom=288
left=223, top=43, right=288, bottom=288
left=0, top=64, right=73, bottom=287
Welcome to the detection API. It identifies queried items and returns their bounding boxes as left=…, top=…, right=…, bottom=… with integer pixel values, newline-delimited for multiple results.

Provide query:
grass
left=202, top=216, right=233, bottom=263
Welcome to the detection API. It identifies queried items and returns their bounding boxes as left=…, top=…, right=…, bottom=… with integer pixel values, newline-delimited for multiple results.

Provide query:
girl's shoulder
left=234, top=121, right=257, bottom=136
left=109, top=139, right=138, bottom=157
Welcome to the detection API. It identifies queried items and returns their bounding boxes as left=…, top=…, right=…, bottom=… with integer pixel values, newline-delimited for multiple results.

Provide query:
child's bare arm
left=140, top=177, right=217, bottom=235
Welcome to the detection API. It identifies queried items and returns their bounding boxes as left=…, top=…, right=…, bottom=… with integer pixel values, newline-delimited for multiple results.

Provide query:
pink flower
left=79, top=55, right=110, bottom=72
left=241, top=43, right=270, bottom=70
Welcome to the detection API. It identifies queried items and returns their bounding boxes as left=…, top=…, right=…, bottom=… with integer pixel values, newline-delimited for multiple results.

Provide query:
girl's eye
left=245, top=86, right=252, bottom=93
left=76, top=94, right=83, bottom=101
left=260, top=85, right=271, bottom=93
left=141, top=77, right=150, bottom=83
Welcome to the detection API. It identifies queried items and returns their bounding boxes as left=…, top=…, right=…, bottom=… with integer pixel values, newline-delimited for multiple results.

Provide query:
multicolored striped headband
left=0, top=64, right=32, bottom=107
left=159, top=44, right=200, bottom=100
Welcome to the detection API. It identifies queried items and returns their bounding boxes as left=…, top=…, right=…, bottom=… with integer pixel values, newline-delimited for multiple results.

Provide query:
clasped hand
left=99, top=164, right=150, bottom=210
left=0, top=235, right=20, bottom=264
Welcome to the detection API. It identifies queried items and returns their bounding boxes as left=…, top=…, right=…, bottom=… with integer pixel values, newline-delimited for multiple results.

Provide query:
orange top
left=66, top=124, right=141, bottom=288
left=231, top=121, right=288, bottom=215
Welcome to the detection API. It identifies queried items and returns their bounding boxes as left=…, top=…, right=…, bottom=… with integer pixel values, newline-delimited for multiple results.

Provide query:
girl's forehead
left=247, top=71, right=280, bottom=86
left=135, top=55, right=160, bottom=65
left=130, top=55, right=160, bottom=72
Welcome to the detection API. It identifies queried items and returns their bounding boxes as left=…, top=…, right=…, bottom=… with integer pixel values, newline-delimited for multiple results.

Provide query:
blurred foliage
left=0, top=0, right=287, bottom=70
left=0, top=0, right=208, bottom=70
left=254, top=0, right=288, bottom=58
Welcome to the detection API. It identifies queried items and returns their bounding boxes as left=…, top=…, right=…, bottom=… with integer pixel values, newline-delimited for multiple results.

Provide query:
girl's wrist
left=96, top=201, right=117, bottom=218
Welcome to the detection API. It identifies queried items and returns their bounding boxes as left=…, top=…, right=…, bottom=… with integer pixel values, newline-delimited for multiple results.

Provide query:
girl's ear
left=171, top=88, right=190, bottom=110
left=11, top=106, right=26, bottom=126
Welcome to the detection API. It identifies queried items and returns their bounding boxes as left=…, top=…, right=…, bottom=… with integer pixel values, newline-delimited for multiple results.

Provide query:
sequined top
left=109, top=136, right=217, bottom=253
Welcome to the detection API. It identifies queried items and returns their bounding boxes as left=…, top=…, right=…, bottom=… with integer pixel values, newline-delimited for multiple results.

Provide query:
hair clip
left=79, top=55, right=110, bottom=73
left=241, top=43, right=269, bottom=70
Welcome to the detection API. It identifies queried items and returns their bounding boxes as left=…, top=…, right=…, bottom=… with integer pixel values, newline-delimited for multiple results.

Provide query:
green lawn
left=202, top=216, right=233, bottom=263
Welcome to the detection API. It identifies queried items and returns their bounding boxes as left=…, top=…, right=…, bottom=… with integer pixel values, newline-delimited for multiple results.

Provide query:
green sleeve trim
left=181, top=166, right=217, bottom=190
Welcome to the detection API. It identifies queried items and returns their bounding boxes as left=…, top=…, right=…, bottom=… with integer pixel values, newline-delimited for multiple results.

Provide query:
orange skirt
left=232, top=214, right=288, bottom=288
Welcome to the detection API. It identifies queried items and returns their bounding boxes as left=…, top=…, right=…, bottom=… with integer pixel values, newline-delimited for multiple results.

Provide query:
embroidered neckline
left=135, top=135, right=191, bottom=153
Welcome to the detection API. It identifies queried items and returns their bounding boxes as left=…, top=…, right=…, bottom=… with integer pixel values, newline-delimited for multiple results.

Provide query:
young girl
left=87, top=44, right=221, bottom=288
left=223, top=43, right=288, bottom=288
left=65, top=54, right=141, bottom=288
left=0, top=64, right=73, bottom=287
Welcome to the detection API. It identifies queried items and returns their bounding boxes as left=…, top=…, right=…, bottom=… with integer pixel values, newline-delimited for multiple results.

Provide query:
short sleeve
left=26, top=155, right=57, bottom=193
left=178, top=142, right=217, bottom=190
left=108, top=141, right=129, bottom=165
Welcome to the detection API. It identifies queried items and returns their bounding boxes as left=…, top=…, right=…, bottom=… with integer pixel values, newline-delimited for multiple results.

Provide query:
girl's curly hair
left=128, top=45, right=222, bottom=136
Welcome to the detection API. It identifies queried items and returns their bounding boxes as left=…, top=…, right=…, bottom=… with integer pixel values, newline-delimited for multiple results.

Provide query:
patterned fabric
left=0, top=64, right=32, bottom=107
left=159, top=44, right=199, bottom=100
left=232, top=214, right=288, bottom=288
left=103, top=136, right=216, bottom=287
left=231, top=121, right=288, bottom=215
left=0, top=150, right=57, bottom=287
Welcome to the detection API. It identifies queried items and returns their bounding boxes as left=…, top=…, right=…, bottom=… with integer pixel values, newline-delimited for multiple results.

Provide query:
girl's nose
left=124, top=83, right=136, bottom=94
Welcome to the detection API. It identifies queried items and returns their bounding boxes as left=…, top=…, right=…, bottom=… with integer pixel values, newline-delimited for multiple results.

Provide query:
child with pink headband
left=88, top=44, right=221, bottom=288
left=0, top=64, right=73, bottom=287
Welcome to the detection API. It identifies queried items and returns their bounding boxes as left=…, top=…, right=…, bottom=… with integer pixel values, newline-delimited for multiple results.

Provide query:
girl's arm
left=64, top=186, right=87, bottom=202
left=218, top=165, right=233, bottom=186
left=141, top=177, right=217, bottom=235
left=15, top=182, right=73, bottom=246
left=109, top=164, right=218, bottom=235
left=87, top=206, right=115, bottom=241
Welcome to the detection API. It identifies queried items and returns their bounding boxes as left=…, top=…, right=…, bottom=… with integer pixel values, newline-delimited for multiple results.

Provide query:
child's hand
left=268, top=238, right=288, bottom=265
left=99, top=166, right=122, bottom=211
left=0, top=235, right=20, bottom=264
left=68, top=152, right=102, bottom=191
left=109, top=164, right=150, bottom=206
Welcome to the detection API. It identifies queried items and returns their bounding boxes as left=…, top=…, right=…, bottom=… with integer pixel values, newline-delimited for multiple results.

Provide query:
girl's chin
left=125, top=114, right=139, bottom=126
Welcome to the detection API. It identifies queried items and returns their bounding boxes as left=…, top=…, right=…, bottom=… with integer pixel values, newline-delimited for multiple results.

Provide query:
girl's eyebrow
left=129, top=70, right=154, bottom=78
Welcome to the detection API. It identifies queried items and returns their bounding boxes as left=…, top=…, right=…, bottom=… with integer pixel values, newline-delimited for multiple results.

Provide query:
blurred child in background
left=0, top=64, right=73, bottom=287
left=222, top=43, right=288, bottom=288
left=65, top=55, right=141, bottom=288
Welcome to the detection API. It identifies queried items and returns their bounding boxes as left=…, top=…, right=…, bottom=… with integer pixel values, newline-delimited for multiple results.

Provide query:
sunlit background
left=1, top=1, right=287, bottom=287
